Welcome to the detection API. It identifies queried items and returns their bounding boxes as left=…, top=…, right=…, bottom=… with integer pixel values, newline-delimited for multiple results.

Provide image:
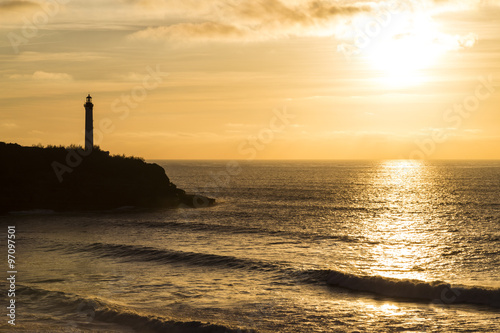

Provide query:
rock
left=0, top=142, right=215, bottom=213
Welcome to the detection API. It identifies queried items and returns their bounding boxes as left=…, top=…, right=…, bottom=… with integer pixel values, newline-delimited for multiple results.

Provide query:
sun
left=363, top=13, right=445, bottom=87
left=368, top=35, right=441, bottom=86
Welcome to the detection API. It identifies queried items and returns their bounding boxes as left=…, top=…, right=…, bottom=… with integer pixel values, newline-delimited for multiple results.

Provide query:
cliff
left=0, top=142, right=214, bottom=214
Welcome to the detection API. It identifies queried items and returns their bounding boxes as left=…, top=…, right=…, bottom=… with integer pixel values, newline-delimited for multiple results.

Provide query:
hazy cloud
left=9, top=71, right=73, bottom=81
left=32, top=71, right=73, bottom=81
left=232, top=0, right=369, bottom=23
left=426, top=0, right=500, bottom=11
left=1, top=122, right=18, bottom=128
left=308, top=1, right=370, bottom=18
left=129, top=0, right=372, bottom=42
left=116, top=131, right=223, bottom=140
left=129, top=22, right=248, bottom=41
left=0, top=0, right=38, bottom=10
left=14, top=52, right=108, bottom=62
left=0, top=0, right=38, bottom=18
left=449, top=32, right=478, bottom=49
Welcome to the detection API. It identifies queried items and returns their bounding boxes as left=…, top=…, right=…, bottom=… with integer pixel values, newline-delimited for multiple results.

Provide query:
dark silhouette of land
left=0, top=142, right=214, bottom=214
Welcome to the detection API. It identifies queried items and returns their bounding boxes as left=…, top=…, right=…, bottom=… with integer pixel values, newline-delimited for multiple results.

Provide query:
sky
left=0, top=0, right=499, bottom=159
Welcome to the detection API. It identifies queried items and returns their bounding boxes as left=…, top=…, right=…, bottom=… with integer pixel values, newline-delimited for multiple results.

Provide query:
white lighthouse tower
left=84, top=94, right=94, bottom=151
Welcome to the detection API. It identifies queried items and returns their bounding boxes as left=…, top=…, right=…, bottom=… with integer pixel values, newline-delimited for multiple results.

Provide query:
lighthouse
left=84, top=94, right=94, bottom=151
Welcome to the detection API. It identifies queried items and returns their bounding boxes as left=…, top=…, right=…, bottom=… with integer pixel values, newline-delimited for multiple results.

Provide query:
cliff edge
left=0, top=142, right=214, bottom=214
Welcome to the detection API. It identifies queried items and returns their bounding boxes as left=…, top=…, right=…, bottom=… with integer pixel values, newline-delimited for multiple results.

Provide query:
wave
left=18, top=286, right=245, bottom=333
left=60, top=242, right=500, bottom=308
left=117, top=219, right=373, bottom=245
left=64, top=242, right=329, bottom=285
left=79, top=242, right=283, bottom=271
left=326, top=270, right=500, bottom=308
left=94, top=307, right=242, bottom=333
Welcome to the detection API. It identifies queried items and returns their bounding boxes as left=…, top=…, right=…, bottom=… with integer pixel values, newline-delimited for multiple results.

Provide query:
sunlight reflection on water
left=360, top=160, right=441, bottom=280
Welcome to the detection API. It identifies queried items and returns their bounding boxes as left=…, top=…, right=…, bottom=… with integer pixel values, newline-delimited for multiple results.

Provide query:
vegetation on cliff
left=0, top=142, right=214, bottom=214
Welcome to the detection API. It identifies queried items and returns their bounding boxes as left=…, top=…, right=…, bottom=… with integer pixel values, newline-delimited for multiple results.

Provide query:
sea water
left=0, top=160, right=499, bottom=332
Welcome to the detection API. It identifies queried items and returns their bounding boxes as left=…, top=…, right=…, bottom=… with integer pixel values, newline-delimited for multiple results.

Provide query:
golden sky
left=0, top=0, right=499, bottom=159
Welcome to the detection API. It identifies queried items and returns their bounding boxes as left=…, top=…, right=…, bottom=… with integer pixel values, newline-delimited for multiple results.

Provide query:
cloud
left=481, top=0, right=500, bottom=6
left=9, top=71, right=73, bottom=81
left=117, top=71, right=145, bottom=81
left=423, top=32, right=478, bottom=52
left=116, top=131, right=223, bottom=140
left=32, top=71, right=73, bottom=81
left=15, top=52, right=107, bottom=62
left=0, top=0, right=39, bottom=18
left=234, top=0, right=310, bottom=23
left=233, top=0, right=369, bottom=23
left=308, top=1, right=369, bottom=18
left=129, top=22, right=249, bottom=42
left=450, top=32, right=478, bottom=49
left=426, top=0, right=500, bottom=11
left=129, top=0, right=372, bottom=42
left=1, top=122, right=18, bottom=128
left=0, top=0, right=38, bottom=10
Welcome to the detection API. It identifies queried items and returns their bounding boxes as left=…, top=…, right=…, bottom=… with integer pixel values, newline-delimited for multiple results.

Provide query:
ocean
left=1, top=160, right=499, bottom=332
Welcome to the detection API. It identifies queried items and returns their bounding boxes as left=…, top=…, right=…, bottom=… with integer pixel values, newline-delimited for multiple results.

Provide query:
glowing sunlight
left=365, top=14, right=448, bottom=87
left=362, top=160, right=435, bottom=281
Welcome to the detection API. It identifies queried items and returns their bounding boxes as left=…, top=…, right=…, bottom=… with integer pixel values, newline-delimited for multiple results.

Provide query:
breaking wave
left=50, top=241, right=500, bottom=308
left=326, top=270, right=500, bottom=308
left=17, top=286, right=244, bottom=333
